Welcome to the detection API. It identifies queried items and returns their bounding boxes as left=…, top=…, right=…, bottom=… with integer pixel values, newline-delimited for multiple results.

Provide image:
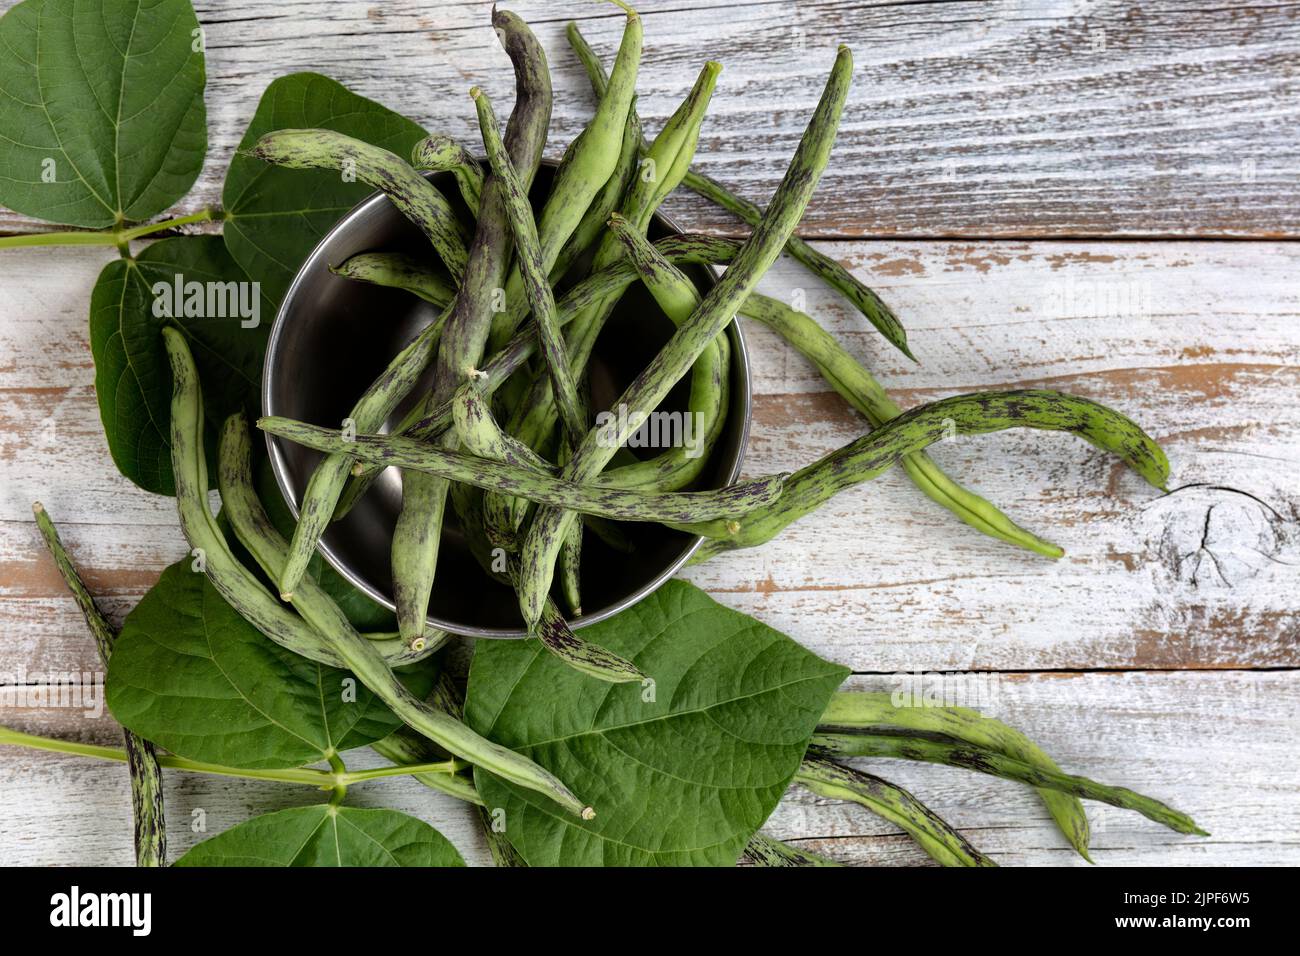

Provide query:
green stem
left=327, top=752, right=348, bottom=806
left=2, top=725, right=463, bottom=792
left=0, top=208, right=221, bottom=249
left=338, top=760, right=465, bottom=784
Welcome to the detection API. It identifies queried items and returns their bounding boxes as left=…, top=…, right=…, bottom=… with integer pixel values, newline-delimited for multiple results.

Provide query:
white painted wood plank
left=766, top=670, right=1300, bottom=866
left=2, top=671, right=1295, bottom=865
left=2, top=240, right=1294, bottom=671
left=1, top=0, right=1296, bottom=238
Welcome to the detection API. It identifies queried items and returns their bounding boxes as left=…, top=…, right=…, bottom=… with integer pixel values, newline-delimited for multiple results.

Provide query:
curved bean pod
left=217, top=413, right=446, bottom=657
left=390, top=6, right=552, bottom=645
left=566, top=20, right=912, bottom=361
left=258, top=416, right=785, bottom=522
left=473, top=86, right=585, bottom=444
left=797, top=758, right=995, bottom=867
left=214, top=408, right=590, bottom=818
left=682, top=389, right=1170, bottom=554
left=740, top=292, right=1062, bottom=558
left=452, top=379, right=644, bottom=682
left=336, top=233, right=743, bottom=512
left=518, top=45, right=856, bottom=627
left=604, top=226, right=1061, bottom=557
left=246, top=128, right=467, bottom=280
left=279, top=300, right=455, bottom=600
left=486, top=3, right=642, bottom=350
left=330, top=252, right=455, bottom=308
left=742, top=834, right=842, bottom=867
left=819, top=691, right=1091, bottom=860
left=410, top=133, right=483, bottom=215
left=811, top=733, right=1207, bottom=836
left=160, top=328, right=426, bottom=670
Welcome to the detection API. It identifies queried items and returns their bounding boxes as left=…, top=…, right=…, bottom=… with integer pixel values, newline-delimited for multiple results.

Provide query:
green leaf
left=106, top=559, right=432, bottom=769
left=174, top=805, right=465, bottom=867
left=88, top=235, right=270, bottom=495
left=222, top=73, right=427, bottom=307
left=0, top=0, right=206, bottom=228
left=465, top=580, right=849, bottom=866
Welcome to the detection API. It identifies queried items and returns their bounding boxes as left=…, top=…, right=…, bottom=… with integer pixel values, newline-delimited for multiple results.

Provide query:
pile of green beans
left=249, top=3, right=1174, bottom=687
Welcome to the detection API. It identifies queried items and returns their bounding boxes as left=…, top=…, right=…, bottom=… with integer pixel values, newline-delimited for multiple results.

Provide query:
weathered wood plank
left=2, top=240, right=1294, bottom=671
left=1, top=0, right=1297, bottom=238
left=2, top=670, right=1295, bottom=865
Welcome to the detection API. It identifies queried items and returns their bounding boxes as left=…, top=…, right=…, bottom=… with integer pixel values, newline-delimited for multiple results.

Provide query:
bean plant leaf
left=88, top=235, right=271, bottom=495
left=106, top=559, right=432, bottom=769
left=222, top=72, right=427, bottom=307
left=174, top=805, right=465, bottom=867
left=465, top=580, right=849, bottom=866
left=0, top=0, right=207, bottom=228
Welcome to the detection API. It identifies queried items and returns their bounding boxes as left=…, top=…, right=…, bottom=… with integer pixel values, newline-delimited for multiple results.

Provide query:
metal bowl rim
left=263, top=169, right=752, bottom=637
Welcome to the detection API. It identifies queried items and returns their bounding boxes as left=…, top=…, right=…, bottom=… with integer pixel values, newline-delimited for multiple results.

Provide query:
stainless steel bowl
left=263, top=163, right=752, bottom=637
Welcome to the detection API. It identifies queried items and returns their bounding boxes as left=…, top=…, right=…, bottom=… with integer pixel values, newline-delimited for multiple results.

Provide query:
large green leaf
left=465, top=580, right=849, bottom=866
left=0, top=0, right=206, bottom=228
left=106, top=559, right=432, bottom=769
left=88, top=235, right=270, bottom=495
left=222, top=72, right=427, bottom=306
left=175, top=805, right=465, bottom=867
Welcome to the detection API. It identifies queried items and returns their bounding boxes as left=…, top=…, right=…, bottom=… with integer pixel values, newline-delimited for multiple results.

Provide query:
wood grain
left=3, top=671, right=1294, bottom=865
left=1, top=0, right=1296, bottom=867
left=2, top=240, right=1294, bottom=674
left=1, top=0, right=1297, bottom=239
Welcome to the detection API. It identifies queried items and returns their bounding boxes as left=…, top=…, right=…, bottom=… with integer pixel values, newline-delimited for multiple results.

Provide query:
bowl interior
left=263, top=165, right=750, bottom=636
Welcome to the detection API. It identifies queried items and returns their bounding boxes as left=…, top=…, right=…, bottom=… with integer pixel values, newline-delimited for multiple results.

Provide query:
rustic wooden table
left=1, top=0, right=1297, bottom=866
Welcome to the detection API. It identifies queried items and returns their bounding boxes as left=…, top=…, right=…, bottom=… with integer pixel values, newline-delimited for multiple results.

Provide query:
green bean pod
left=246, top=128, right=467, bottom=280
left=558, top=492, right=584, bottom=615
left=330, top=252, right=455, bottom=307
left=217, top=413, right=445, bottom=659
left=566, top=20, right=912, bottom=361
left=280, top=300, right=455, bottom=600
left=212, top=408, right=590, bottom=818
left=811, top=733, right=1207, bottom=836
left=335, top=235, right=744, bottom=515
left=819, top=691, right=1091, bottom=860
left=163, top=327, right=365, bottom=669
left=601, top=228, right=1062, bottom=557
left=389, top=7, right=552, bottom=645
left=740, top=292, right=1062, bottom=558
left=742, top=834, right=842, bottom=867
left=473, top=86, right=586, bottom=444
left=486, top=3, right=642, bottom=350
left=796, top=757, right=996, bottom=867
left=259, top=416, right=785, bottom=523
left=602, top=212, right=731, bottom=492
left=410, top=134, right=483, bottom=215
left=518, top=45, right=855, bottom=627
left=683, top=389, right=1170, bottom=555
left=508, top=60, right=722, bottom=470
left=32, top=503, right=166, bottom=867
